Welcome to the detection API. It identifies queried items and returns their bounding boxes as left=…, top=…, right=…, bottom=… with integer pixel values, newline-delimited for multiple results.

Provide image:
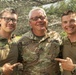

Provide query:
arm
left=0, top=67, right=3, bottom=75
left=17, top=41, right=23, bottom=63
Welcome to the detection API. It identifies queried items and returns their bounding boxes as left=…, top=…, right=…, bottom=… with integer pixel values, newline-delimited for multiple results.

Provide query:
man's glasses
left=1, top=17, right=17, bottom=22
left=30, top=16, right=46, bottom=21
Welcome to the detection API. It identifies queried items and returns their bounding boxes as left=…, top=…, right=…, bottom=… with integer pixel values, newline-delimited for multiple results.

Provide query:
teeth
left=41, top=27, right=46, bottom=29
left=67, top=28, right=73, bottom=31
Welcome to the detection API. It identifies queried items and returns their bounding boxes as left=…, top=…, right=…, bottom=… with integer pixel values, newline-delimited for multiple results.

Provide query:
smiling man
left=0, top=7, right=20, bottom=75
left=18, top=7, right=61, bottom=75
left=55, top=10, right=76, bottom=75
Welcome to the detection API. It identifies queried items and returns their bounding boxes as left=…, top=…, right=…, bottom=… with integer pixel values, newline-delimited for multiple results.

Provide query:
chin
left=8, top=30, right=14, bottom=33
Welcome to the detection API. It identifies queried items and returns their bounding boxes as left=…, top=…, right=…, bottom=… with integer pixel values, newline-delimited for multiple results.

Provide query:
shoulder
left=47, top=30, right=62, bottom=45
left=17, top=31, right=34, bottom=46
left=62, top=36, right=70, bottom=45
left=18, top=31, right=32, bottom=42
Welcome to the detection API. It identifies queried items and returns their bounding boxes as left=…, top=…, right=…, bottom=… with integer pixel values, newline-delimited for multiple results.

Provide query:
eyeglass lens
left=1, top=17, right=17, bottom=22
left=31, top=16, right=46, bottom=21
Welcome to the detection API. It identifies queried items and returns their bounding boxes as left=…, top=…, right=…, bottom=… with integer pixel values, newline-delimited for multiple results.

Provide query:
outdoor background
left=0, top=0, right=76, bottom=38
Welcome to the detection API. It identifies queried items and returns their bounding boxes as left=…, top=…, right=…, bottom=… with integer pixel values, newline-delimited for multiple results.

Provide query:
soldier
left=55, top=11, right=76, bottom=75
left=0, top=7, right=20, bottom=75
left=18, top=7, right=62, bottom=75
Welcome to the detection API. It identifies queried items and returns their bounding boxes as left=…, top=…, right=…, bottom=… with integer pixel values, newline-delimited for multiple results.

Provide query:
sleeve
left=71, top=65, right=76, bottom=75
left=17, top=42, right=23, bottom=63
left=58, top=44, right=63, bottom=58
left=0, top=67, right=3, bottom=74
left=50, top=40, right=61, bottom=74
left=51, top=40, right=60, bottom=58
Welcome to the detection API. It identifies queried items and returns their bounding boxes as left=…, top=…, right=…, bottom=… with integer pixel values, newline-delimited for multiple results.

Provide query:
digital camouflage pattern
left=0, top=35, right=18, bottom=75
left=18, top=30, right=62, bottom=75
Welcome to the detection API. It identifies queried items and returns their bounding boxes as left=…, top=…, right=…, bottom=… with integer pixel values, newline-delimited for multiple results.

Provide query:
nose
left=8, top=20, right=14, bottom=23
left=37, top=18, right=42, bottom=21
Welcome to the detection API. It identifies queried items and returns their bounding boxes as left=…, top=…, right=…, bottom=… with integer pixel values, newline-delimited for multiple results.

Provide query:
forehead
left=2, top=12, right=17, bottom=18
left=31, top=10, right=45, bottom=17
left=62, top=14, right=76, bottom=21
left=62, top=15, right=69, bottom=21
left=70, top=14, right=76, bottom=20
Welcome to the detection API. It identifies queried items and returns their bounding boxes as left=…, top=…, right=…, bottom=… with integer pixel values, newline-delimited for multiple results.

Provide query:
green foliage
left=60, top=31, right=67, bottom=37
left=46, top=0, right=76, bottom=17
left=67, top=0, right=76, bottom=12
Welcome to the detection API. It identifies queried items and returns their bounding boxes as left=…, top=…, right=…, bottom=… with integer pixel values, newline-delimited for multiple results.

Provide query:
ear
left=47, top=20, right=48, bottom=24
left=29, top=20, right=32, bottom=27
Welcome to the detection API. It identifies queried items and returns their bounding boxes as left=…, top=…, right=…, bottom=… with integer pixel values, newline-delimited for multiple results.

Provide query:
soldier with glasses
left=18, top=7, right=62, bottom=75
left=0, top=7, right=21, bottom=75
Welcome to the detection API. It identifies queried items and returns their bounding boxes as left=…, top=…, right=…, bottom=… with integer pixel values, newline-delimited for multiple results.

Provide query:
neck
left=0, top=30, right=11, bottom=40
left=32, top=29, right=46, bottom=37
left=68, top=33, right=76, bottom=42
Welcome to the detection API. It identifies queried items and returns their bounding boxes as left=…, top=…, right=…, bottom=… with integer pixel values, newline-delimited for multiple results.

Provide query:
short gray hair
left=28, top=7, right=47, bottom=19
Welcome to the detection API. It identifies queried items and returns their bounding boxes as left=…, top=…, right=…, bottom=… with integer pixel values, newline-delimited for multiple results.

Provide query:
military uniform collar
left=25, top=30, right=61, bottom=44
left=0, top=36, right=7, bottom=41
left=63, top=37, right=76, bottom=45
left=0, top=34, right=15, bottom=41
left=31, top=30, right=49, bottom=42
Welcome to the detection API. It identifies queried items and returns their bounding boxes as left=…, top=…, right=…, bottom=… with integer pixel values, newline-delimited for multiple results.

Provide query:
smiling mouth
left=7, top=26, right=14, bottom=29
left=67, top=27, right=74, bottom=29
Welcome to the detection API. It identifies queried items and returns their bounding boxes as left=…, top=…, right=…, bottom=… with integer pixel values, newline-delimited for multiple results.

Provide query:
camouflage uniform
left=0, top=35, right=18, bottom=75
left=18, top=30, right=62, bottom=75
left=62, top=37, right=76, bottom=75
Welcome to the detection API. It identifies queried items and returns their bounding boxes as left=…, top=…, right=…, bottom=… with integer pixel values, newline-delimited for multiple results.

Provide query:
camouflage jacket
left=18, top=30, right=62, bottom=75
left=0, top=35, right=18, bottom=75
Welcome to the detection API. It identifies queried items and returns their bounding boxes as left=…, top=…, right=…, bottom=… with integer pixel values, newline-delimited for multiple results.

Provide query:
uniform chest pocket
left=22, top=42, right=39, bottom=63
